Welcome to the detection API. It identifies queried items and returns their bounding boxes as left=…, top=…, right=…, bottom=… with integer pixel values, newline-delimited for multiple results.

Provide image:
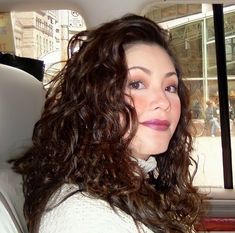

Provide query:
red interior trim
left=196, top=217, right=235, bottom=231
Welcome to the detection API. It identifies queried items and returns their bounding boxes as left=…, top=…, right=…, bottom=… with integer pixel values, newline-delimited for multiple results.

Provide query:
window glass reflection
left=171, top=21, right=203, bottom=78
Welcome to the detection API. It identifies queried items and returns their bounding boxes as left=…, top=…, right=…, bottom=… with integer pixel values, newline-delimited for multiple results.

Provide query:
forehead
left=124, top=43, right=175, bottom=70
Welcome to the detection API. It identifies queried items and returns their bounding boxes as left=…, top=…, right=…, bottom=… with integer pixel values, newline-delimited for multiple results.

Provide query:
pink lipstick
left=140, top=119, right=170, bottom=131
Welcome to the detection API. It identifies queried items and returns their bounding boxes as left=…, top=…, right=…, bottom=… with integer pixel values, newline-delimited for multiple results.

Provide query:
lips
left=140, top=119, right=170, bottom=131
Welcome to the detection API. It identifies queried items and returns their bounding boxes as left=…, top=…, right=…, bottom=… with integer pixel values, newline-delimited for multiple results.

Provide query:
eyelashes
left=165, top=85, right=178, bottom=93
left=127, top=80, right=178, bottom=93
left=128, top=80, right=145, bottom=90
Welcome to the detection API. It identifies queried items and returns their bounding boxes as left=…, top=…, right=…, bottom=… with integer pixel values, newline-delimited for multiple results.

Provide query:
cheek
left=124, top=94, right=147, bottom=117
left=131, top=96, right=147, bottom=115
left=171, top=98, right=181, bottom=124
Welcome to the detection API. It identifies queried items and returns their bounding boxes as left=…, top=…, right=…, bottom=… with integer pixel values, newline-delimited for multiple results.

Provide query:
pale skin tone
left=125, top=43, right=181, bottom=160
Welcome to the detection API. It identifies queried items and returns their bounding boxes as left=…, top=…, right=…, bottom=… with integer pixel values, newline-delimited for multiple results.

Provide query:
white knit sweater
left=39, top=184, right=154, bottom=233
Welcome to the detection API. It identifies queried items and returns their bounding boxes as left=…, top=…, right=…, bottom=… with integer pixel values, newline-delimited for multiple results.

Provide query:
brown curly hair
left=13, top=14, right=204, bottom=233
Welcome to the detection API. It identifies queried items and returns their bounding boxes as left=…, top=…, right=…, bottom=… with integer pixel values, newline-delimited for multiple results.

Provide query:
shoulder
left=39, top=184, right=153, bottom=233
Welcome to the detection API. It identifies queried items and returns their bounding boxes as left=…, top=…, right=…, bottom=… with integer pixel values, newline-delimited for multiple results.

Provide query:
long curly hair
left=13, top=14, right=204, bottom=233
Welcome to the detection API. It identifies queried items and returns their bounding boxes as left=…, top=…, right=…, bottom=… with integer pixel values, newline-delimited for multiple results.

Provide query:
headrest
left=0, top=163, right=26, bottom=233
left=0, top=64, right=45, bottom=162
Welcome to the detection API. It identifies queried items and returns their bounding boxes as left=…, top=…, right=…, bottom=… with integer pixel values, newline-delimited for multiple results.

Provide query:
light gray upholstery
left=0, top=164, right=26, bottom=233
left=0, top=64, right=45, bottom=162
left=0, top=64, right=45, bottom=233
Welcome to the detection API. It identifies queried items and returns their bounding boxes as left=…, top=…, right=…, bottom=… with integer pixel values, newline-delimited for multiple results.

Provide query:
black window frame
left=213, top=4, right=233, bottom=189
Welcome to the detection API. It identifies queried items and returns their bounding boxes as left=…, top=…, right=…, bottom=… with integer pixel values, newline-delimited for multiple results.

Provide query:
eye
left=128, top=80, right=145, bottom=90
left=165, top=85, right=178, bottom=93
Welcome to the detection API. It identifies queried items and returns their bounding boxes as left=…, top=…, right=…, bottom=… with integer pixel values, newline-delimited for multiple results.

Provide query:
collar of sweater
left=136, top=156, right=157, bottom=174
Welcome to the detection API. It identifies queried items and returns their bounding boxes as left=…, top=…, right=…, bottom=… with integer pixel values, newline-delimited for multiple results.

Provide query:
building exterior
left=11, top=10, right=85, bottom=60
left=11, top=10, right=86, bottom=83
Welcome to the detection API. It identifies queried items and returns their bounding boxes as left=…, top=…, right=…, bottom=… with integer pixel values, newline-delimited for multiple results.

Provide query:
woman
left=13, top=14, right=204, bottom=233
left=205, top=100, right=220, bottom=137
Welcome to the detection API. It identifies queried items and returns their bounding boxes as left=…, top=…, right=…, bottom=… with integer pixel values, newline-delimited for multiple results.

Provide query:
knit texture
left=39, top=184, right=154, bottom=233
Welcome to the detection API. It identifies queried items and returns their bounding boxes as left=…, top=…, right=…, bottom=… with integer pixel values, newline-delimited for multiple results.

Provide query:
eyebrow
left=128, top=66, right=152, bottom=75
left=128, top=66, right=178, bottom=78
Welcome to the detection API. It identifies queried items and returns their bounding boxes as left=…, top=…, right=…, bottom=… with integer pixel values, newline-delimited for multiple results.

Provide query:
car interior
left=0, top=64, right=45, bottom=233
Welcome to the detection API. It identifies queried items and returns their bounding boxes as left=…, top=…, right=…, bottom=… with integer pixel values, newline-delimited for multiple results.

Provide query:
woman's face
left=125, top=43, right=181, bottom=160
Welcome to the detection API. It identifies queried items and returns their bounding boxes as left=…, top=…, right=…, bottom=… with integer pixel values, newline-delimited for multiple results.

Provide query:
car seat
left=0, top=64, right=45, bottom=233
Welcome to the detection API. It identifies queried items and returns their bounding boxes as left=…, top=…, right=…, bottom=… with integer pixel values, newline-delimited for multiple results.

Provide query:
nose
left=150, top=89, right=170, bottom=111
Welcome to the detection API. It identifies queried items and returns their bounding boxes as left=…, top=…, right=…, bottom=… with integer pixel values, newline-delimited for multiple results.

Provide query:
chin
left=146, top=142, right=169, bottom=155
left=134, top=146, right=169, bottom=160
left=129, top=137, right=171, bottom=159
